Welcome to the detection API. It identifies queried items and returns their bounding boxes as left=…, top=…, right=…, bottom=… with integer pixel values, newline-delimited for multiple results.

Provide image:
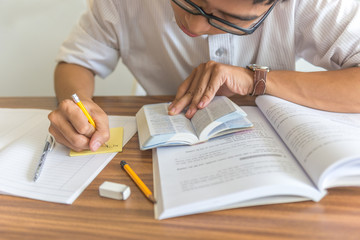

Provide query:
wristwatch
left=247, top=64, right=270, bottom=96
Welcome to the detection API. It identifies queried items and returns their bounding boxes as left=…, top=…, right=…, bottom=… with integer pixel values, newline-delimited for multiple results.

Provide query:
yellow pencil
left=72, top=93, right=96, bottom=128
left=120, top=160, right=156, bottom=204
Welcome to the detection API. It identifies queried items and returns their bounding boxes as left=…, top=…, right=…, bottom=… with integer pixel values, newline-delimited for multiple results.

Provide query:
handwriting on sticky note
left=70, top=127, right=123, bottom=157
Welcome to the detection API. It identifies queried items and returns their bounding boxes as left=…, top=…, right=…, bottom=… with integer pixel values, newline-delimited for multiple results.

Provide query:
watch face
left=247, top=64, right=270, bottom=71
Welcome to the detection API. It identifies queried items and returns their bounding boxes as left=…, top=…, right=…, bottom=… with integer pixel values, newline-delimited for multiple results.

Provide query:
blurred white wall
left=2, top=0, right=357, bottom=97
left=0, top=0, right=135, bottom=97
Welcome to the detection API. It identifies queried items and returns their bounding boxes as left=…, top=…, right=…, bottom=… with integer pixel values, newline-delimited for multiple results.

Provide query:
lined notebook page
left=0, top=109, right=51, bottom=150
left=0, top=109, right=136, bottom=204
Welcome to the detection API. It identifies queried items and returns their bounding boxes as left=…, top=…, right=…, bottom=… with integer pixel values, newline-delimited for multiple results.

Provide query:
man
left=49, top=0, right=360, bottom=152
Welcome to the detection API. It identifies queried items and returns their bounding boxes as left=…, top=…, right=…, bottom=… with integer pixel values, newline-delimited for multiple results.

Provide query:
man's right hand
left=48, top=98, right=110, bottom=152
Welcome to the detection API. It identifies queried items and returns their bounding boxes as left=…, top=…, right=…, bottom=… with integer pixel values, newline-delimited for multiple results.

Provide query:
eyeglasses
left=172, top=0, right=279, bottom=36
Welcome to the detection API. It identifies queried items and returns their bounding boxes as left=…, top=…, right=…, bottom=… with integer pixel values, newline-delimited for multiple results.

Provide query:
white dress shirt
left=56, top=0, right=360, bottom=95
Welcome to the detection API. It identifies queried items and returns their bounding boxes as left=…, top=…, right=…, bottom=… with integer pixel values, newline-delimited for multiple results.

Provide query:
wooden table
left=1, top=96, right=360, bottom=240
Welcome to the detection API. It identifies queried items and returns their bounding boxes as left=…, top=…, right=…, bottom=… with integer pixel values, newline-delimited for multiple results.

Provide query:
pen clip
left=47, top=134, right=55, bottom=151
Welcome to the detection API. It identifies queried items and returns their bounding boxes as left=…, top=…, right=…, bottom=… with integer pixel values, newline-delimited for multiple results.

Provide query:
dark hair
left=253, top=0, right=277, bottom=5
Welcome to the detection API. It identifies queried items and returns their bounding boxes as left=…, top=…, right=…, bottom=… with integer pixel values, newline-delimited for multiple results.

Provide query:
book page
left=137, top=103, right=199, bottom=149
left=191, top=96, right=237, bottom=137
left=154, top=107, right=323, bottom=220
left=256, top=96, right=360, bottom=189
left=0, top=109, right=137, bottom=204
left=143, top=103, right=196, bottom=136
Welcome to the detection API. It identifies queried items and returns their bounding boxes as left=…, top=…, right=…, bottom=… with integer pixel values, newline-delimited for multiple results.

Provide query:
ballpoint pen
left=33, top=134, right=55, bottom=182
left=120, top=160, right=156, bottom=203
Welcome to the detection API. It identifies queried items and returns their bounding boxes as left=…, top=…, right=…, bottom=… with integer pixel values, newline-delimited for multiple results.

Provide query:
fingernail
left=198, top=101, right=205, bottom=108
left=186, top=109, right=193, bottom=117
left=169, top=107, right=176, bottom=115
left=92, top=141, right=101, bottom=151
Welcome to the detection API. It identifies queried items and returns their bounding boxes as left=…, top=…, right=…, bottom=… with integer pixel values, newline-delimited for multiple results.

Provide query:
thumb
left=89, top=121, right=110, bottom=152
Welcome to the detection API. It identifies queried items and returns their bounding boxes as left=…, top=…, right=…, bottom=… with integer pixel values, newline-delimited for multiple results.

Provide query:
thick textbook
left=153, top=95, right=360, bottom=219
left=136, top=96, right=253, bottom=150
left=0, top=108, right=136, bottom=204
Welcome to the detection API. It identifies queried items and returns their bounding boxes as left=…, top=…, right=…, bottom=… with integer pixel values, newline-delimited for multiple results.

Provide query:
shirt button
left=215, top=48, right=226, bottom=57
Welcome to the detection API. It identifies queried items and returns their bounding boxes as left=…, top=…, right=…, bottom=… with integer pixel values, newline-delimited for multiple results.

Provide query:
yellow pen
left=120, top=160, right=156, bottom=204
left=72, top=93, right=96, bottom=128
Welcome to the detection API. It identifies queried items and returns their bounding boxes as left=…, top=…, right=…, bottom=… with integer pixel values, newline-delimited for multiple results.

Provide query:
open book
left=136, top=96, right=253, bottom=150
left=0, top=108, right=136, bottom=204
left=153, top=95, right=360, bottom=219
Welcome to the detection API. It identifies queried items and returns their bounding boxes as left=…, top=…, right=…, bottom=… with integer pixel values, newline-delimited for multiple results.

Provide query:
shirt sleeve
left=55, top=0, right=121, bottom=78
left=294, top=0, right=360, bottom=70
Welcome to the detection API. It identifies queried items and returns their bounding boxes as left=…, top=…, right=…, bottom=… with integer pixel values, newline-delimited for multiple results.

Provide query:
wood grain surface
left=0, top=96, right=359, bottom=240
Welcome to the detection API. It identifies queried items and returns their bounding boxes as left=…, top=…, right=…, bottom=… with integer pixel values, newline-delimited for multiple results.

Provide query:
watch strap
left=250, top=69, right=267, bottom=96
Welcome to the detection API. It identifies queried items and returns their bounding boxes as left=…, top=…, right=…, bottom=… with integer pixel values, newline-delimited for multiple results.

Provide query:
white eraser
left=99, top=181, right=131, bottom=200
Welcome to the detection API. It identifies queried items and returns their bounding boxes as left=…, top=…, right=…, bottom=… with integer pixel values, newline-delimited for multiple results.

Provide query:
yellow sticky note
left=70, top=127, right=123, bottom=157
